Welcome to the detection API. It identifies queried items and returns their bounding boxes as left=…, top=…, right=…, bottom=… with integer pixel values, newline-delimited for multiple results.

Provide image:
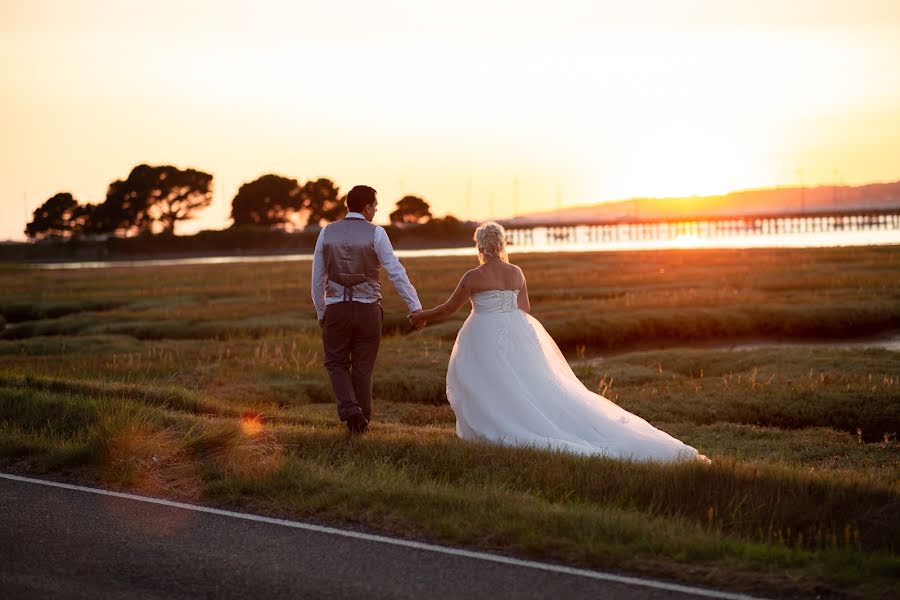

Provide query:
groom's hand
left=408, top=310, right=426, bottom=330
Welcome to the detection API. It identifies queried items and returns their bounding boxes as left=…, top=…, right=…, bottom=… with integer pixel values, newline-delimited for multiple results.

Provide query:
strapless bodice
left=470, top=289, right=519, bottom=314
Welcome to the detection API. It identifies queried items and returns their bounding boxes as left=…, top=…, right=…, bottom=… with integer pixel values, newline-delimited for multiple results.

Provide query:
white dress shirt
left=311, top=212, right=422, bottom=320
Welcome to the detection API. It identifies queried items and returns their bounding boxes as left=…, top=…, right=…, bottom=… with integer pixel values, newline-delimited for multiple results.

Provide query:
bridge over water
left=503, top=207, right=900, bottom=247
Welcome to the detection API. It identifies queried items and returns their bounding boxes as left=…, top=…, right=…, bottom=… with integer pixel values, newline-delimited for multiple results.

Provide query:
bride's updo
left=474, top=221, right=508, bottom=264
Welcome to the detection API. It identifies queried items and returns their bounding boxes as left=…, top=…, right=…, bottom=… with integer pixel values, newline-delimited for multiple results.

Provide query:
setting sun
left=613, top=124, right=771, bottom=199
left=2, top=0, right=899, bottom=240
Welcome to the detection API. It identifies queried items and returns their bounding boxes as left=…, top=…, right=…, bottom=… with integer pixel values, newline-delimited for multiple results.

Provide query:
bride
left=409, top=222, right=709, bottom=463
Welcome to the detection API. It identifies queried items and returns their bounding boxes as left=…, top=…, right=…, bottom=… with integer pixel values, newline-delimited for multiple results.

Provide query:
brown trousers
left=321, top=301, right=383, bottom=421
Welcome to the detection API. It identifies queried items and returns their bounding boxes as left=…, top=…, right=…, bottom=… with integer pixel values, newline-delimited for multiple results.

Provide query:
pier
left=504, top=208, right=900, bottom=246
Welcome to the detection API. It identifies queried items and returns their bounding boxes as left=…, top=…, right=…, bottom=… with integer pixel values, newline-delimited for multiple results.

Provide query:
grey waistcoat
left=322, top=218, right=382, bottom=302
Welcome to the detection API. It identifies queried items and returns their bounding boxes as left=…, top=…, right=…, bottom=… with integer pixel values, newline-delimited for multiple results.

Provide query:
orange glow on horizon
left=2, top=1, right=899, bottom=240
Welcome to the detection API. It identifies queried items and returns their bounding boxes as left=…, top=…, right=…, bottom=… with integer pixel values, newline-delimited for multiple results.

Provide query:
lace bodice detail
left=471, top=289, right=519, bottom=314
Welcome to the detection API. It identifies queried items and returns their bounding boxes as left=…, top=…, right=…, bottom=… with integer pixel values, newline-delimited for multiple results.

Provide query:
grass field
left=1, top=245, right=899, bottom=598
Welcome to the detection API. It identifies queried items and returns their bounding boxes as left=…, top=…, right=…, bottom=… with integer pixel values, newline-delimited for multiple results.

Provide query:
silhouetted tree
left=430, top=214, right=466, bottom=236
left=69, top=203, right=98, bottom=236
left=301, top=178, right=343, bottom=228
left=87, top=164, right=213, bottom=236
left=230, top=174, right=303, bottom=228
left=25, top=192, right=80, bottom=240
left=144, top=166, right=214, bottom=235
left=389, top=196, right=432, bottom=225
left=78, top=186, right=137, bottom=236
left=95, top=165, right=155, bottom=235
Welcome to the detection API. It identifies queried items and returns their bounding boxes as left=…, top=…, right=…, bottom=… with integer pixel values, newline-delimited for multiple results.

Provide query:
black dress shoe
left=346, top=414, right=368, bottom=434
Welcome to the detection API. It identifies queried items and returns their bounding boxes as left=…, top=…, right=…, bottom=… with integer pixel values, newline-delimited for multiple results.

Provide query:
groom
left=311, top=185, right=424, bottom=434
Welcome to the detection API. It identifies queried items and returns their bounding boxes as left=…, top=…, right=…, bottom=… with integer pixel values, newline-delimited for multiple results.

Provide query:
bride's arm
left=410, top=273, right=472, bottom=325
left=517, top=275, right=531, bottom=313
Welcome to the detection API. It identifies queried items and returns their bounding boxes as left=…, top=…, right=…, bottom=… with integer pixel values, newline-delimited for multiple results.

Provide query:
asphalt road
left=0, top=474, right=759, bottom=599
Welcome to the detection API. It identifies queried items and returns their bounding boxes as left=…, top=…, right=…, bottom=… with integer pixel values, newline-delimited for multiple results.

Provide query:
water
left=573, top=332, right=900, bottom=365
left=514, top=224, right=900, bottom=252
left=29, top=227, right=900, bottom=270
left=722, top=335, right=900, bottom=353
left=29, top=246, right=479, bottom=270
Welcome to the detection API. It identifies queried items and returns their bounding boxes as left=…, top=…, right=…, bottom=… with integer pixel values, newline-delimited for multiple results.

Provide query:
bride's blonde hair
left=474, top=221, right=508, bottom=264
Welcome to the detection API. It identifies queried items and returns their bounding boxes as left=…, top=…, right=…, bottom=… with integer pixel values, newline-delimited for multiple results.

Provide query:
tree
left=78, top=191, right=136, bottom=236
left=90, top=166, right=156, bottom=235
left=301, top=178, right=343, bottom=228
left=143, top=166, right=214, bottom=235
left=435, top=214, right=460, bottom=228
left=389, top=196, right=432, bottom=225
left=24, top=192, right=80, bottom=240
left=69, top=203, right=98, bottom=236
left=230, top=174, right=303, bottom=228
left=90, top=164, right=213, bottom=236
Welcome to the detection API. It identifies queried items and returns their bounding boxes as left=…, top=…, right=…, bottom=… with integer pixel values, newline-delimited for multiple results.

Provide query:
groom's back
left=321, top=218, right=381, bottom=300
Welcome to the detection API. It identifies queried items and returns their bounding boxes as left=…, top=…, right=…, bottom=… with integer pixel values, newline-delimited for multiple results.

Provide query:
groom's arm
left=311, top=228, right=328, bottom=323
left=373, top=226, right=422, bottom=313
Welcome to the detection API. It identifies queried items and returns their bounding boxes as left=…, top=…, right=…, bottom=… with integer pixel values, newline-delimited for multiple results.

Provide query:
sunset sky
left=2, top=0, right=900, bottom=240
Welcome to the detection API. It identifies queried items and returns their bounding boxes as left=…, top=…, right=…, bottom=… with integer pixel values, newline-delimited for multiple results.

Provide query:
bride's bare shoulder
left=508, top=262, right=526, bottom=283
left=460, top=268, right=480, bottom=285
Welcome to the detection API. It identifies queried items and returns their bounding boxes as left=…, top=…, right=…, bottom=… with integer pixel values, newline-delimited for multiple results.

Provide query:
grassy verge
left=1, top=246, right=899, bottom=598
left=1, top=344, right=897, bottom=598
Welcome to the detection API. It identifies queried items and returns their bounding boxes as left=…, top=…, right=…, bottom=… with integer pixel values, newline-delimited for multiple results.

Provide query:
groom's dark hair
left=347, top=185, right=377, bottom=213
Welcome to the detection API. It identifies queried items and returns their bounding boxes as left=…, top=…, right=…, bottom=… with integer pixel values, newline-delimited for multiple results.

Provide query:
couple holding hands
left=312, top=185, right=708, bottom=463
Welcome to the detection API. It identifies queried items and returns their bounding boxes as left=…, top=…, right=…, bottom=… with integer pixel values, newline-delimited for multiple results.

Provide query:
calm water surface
left=30, top=227, right=900, bottom=270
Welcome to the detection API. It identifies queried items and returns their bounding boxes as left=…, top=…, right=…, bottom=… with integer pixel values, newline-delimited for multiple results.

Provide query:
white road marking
left=1, top=472, right=765, bottom=599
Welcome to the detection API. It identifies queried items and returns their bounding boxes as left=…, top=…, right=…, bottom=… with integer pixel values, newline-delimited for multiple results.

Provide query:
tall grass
left=1, top=382, right=897, bottom=596
left=1, top=245, right=899, bottom=597
left=3, top=246, right=899, bottom=349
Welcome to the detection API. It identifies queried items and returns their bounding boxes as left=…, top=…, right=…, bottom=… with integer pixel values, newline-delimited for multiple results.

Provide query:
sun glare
left=240, top=412, right=263, bottom=437
left=673, top=233, right=705, bottom=248
left=1, top=1, right=899, bottom=239
left=656, top=131, right=766, bottom=197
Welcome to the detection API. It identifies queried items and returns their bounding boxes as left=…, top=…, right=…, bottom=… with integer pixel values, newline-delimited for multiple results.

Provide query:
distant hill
left=505, top=180, right=900, bottom=225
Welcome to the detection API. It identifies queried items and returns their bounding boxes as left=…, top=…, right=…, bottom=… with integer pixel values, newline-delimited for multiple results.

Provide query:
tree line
left=25, top=164, right=441, bottom=240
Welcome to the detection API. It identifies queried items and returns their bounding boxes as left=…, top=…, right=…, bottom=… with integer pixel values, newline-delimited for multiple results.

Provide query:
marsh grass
left=2, top=246, right=899, bottom=597
left=1, top=384, right=897, bottom=597
left=0, top=299, right=129, bottom=323
left=576, top=347, right=900, bottom=441
left=4, top=246, right=899, bottom=349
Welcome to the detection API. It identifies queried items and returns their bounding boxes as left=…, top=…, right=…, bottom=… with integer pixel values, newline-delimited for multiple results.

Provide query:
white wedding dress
left=446, top=290, right=708, bottom=462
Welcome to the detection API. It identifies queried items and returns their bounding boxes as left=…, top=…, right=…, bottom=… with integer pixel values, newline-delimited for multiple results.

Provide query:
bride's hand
left=408, top=311, right=427, bottom=329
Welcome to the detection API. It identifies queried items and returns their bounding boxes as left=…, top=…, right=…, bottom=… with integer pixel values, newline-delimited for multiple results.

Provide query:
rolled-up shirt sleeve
left=311, top=228, right=328, bottom=320
left=374, top=226, right=422, bottom=312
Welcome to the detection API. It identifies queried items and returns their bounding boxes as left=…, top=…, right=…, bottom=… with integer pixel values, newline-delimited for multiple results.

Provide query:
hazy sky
left=2, top=0, right=900, bottom=239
